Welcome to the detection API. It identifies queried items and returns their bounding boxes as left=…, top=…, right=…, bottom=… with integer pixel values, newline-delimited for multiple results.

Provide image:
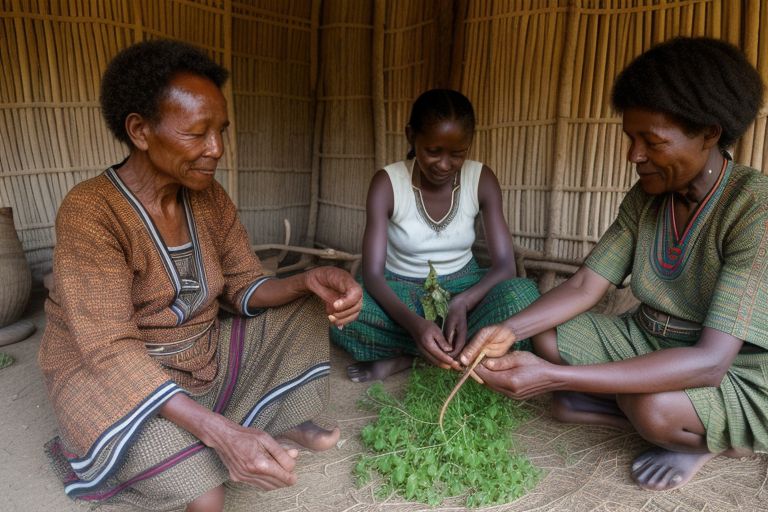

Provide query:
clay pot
left=0, top=207, right=32, bottom=328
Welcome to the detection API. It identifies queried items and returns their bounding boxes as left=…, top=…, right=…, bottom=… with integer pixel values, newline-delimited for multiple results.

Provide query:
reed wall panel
left=6, top=0, right=768, bottom=280
left=231, top=0, right=314, bottom=245
left=314, top=0, right=375, bottom=251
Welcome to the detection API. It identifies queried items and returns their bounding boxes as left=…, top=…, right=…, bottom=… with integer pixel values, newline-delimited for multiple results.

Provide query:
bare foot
left=631, top=448, right=716, bottom=490
left=278, top=421, right=340, bottom=452
left=346, top=355, right=413, bottom=383
left=186, top=484, right=224, bottom=512
left=552, top=391, right=632, bottom=431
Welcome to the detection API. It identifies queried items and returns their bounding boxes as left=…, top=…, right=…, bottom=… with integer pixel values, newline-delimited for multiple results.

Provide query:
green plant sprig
left=420, top=261, right=451, bottom=328
left=354, top=364, right=542, bottom=507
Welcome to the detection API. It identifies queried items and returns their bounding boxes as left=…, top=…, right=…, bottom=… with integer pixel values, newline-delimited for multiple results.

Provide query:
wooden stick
left=438, top=348, right=488, bottom=432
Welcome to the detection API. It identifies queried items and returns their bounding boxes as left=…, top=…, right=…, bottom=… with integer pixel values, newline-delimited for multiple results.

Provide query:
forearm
left=455, top=264, right=515, bottom=311
left=504, top=268, right=608, bottom=340
left=365, top=274, right=425, bottom=334
left=159, top=393, right=226, bottom=447
left=553, top=346, right=727, bottom=395
left=246, top=273, right=309, bottom=309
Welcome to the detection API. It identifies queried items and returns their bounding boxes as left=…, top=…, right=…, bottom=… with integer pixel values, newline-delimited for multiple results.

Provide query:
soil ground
left=2, top=289, right=767, bottom=512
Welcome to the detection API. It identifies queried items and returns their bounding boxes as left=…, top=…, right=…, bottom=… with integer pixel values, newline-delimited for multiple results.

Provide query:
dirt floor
left=2, top=289, right=768, bottom=512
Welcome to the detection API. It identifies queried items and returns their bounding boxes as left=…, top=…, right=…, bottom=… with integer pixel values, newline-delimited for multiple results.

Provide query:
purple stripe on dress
left=213, top=316, right=245, bottom=413
left=79, top=317, right=247, bottom=501
left=79, top=443, right=207, bottom=501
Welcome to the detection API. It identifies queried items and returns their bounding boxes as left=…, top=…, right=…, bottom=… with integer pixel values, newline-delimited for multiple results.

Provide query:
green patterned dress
left=331, top=259, right=540, bottom=361
left=557, top=161, right=768, bottom=453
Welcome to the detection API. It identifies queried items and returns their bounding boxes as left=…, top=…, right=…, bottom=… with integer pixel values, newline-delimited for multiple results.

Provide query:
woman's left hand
left=443, top=297, right=469, bottom=358
left=304, top=267, right=363, bottom=328
left=474, top=351, right=564, bottom=400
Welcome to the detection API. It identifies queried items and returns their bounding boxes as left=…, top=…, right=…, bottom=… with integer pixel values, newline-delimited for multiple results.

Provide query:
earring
left=708, top=169, right=713, bottom=174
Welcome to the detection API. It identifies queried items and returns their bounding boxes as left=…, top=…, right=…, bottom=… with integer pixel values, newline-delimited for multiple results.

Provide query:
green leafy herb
left=354, top=364, right=542, bottom=507
left=420, top=261, right=451, bottom=325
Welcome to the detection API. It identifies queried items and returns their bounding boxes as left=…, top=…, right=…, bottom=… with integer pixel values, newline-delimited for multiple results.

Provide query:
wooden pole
left=372, top=0, right=386, bottom=171
left=541, top=0, right=579, bottom=291
left=305, top=0, right=324, bottom=245
left=223, top=0, right=238, bottom=206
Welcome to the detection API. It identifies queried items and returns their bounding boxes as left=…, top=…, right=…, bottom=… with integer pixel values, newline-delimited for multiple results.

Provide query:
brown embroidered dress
left=557, top=161, right=768, bottom=453
left=39, top=166, right=330, bottom=509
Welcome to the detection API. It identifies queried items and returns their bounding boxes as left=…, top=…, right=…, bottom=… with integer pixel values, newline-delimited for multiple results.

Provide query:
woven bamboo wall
left=315, top=0, right=768, bottom=288
left=0, top=0, right=316, bottom=280
left=4, top=1, right=768, bottom=283
left=231, top=0, right=317, bottom=245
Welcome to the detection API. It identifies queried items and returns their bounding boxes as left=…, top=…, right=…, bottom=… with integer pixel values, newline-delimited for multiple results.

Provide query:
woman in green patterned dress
left=460, top=37, right=767, bottom=491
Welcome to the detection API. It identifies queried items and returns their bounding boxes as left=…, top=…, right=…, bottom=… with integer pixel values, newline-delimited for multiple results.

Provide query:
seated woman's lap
left=556, top=310, right=768, bottom=453
left=109, top=297, right=331, bottom=509
left=331, top=260, right=539, bottom=360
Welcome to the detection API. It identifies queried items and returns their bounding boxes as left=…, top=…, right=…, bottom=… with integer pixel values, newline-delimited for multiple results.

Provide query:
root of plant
left=354, top=364, right=542, bottom=507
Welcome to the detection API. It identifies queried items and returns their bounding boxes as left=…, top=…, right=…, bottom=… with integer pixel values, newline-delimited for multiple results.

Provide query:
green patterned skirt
left=557, top=309, right=768, bottom=454
left=331, top=259, right=540, bottom=361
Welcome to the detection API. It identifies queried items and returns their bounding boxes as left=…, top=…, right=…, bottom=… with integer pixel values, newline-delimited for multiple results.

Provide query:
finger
left=432, top=337, right=462, bottom=369
left=331, top=284, right=363, bottom=312
left=421, top=340, right=457, bottom=369
left=328, top=305, right=361, bottom=325
left=484, top=352, right=522, bottom=371
left=460, top=327, right=494, bottom=366
left=260, top=436, right=299, bottom=475
left=449, top=322, right=468, bottom=358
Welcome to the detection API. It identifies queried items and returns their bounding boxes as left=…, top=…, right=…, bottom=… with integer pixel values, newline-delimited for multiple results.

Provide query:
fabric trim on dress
left=241, top=276, right=274, bottom=316
left=62, top=381, right=186, bottom=497
left=105, top=168, right=210, bottom=325
left=242, top=362, right=330, bottom=427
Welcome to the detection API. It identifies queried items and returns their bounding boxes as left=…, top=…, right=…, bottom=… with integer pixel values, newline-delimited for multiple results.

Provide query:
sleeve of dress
left=583, top=183, right=646, bottom=286
left=43, top=187, right=186, bottom=489
left=704, top=201, right=768, bottom=347
left=209, top=182, right=271, bottom=316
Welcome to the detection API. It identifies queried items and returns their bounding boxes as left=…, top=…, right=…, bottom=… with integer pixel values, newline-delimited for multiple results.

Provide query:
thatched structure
left=2, top=1, right=768, bottom=288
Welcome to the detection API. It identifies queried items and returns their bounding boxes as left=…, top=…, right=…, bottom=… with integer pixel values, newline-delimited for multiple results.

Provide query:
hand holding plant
left=460, top=322, right=517, bottom=366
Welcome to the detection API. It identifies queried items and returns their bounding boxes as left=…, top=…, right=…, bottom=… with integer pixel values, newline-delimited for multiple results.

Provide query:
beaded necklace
left=410, top=159, right=461, bottom=233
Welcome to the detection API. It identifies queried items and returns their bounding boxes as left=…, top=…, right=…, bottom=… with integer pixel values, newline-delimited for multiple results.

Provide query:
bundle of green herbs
left=354, top=364, right=542, bottom=507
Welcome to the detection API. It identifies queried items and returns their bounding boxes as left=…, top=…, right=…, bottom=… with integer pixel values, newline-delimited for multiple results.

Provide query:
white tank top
left=384, top=159, right=483, bottom=278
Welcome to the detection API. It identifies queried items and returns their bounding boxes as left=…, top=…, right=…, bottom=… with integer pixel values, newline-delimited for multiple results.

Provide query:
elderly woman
left=38, top=40, right=362, bottom=511
left=461, top=37, right=767, bottom=491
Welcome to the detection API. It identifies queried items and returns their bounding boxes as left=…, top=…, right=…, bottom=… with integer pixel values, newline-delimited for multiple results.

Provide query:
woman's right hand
left=460, top=322, right=517, bottom=366
left=411, top=318, right=461, bottom=370
left=205, top=415, right=298, bottom=489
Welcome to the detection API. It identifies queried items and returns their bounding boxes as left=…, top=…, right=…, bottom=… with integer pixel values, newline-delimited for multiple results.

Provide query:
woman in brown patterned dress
left=38, top=40, right=361, bottom=511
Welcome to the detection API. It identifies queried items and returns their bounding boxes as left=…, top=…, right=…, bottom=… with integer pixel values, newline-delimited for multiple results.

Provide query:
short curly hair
left=100, top=39, right=229, bottom=145
left=407, top=89, right=476, bottom=159
left=611, top=37, right=764, bottom=149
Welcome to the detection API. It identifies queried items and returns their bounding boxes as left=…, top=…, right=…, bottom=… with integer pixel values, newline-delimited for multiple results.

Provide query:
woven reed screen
left=0, top=0, right=316, bottom=279
left=4, top=1, right=768, bottom=283
left=315, top=0, right=768, bottom=289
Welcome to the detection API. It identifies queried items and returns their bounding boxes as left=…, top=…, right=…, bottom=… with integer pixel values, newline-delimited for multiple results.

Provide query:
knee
left=618, top=393, right=678, bottom=444
left=532, top=328, right=562, bottom=364
left=550, top=391, right=574, bottom=423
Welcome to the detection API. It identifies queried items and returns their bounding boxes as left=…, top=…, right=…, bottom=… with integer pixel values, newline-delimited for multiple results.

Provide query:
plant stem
left=438, top=348, right=488, bottom=432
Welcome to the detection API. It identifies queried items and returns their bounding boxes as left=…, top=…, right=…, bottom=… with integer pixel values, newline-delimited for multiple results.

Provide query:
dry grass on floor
left=2, top=291, right=767, bottom=512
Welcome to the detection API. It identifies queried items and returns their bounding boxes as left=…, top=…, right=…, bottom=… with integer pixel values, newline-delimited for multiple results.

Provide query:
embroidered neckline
left=105, top=167, right=209, bottom=324
left=650, top=159, right=731, bottom=279
left=409, top=159, right=461, bottom=233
